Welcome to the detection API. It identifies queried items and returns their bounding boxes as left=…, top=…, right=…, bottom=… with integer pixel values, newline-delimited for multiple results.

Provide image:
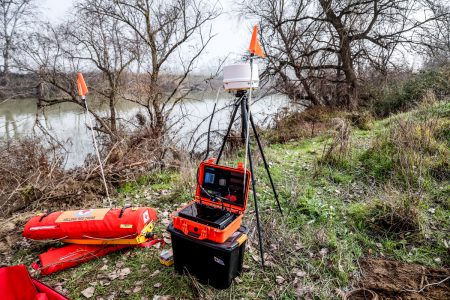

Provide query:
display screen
left=204, top=171, right=215, bottom=184
left=200, top=166, right=247, bottom=207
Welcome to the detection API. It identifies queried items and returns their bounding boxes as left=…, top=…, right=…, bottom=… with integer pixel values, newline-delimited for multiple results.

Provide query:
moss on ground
left=10, top=101, right=449, bottom=299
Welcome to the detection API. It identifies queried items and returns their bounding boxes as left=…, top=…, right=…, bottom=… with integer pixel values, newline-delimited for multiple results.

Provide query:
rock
left=154, top=282, right=162, bottom=288
left=100, top=265, right=108, bottom=271
left=133, top=286, right=142, bottom=293
left=81, top=286, right=95, bottom=298
left=150, top=270, right=160, bottom=277
left=234, top=277, right=242, bottom=284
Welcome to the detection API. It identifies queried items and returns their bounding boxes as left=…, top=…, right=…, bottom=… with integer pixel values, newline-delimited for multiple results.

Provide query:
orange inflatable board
left=32, top=244, right=129, bottom=275
left=23, top=207, right=157, bottom=243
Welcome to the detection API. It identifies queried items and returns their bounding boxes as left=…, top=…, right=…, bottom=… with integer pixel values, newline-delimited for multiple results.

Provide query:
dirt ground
left=349, top=258, right=450, bottom=300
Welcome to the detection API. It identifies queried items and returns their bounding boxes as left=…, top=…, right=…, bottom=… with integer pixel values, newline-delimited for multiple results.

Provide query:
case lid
left=195, top=159, right=251, bottom=214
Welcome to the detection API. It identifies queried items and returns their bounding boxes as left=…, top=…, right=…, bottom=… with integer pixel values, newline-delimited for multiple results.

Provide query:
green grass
left=10, top=101, right=450, bottom=299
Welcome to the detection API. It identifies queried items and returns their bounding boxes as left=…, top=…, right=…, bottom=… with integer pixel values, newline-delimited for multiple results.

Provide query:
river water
left=0, top=93, right=290, bottom=168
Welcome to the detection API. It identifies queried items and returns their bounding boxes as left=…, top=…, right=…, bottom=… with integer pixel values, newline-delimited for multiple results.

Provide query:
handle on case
left=188, top=229, right=208, bottom=240
left=180, top=221, right=208, bottom=240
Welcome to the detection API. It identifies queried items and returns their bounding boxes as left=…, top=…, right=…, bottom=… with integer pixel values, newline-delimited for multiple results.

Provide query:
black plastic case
left=167, top=224, right=248, bottom=289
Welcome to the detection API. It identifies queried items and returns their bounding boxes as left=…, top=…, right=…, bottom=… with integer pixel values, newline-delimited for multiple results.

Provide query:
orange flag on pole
left=248, top=25, right=265, bottom=58
left=77, top=72, right=89, bottom=97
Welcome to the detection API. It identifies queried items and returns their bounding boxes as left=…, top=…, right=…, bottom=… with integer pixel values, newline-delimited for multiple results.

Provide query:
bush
left=318, top=118, right=353, bottom=168
left=372, top=68, right=450, bottom=117
left=265, top=106, right=344, bottom=143
left=349, top=191, right=427, bottom=237
left=348, top=111, right=374, bottom=130
left=360, top=112, right=450, bottom=188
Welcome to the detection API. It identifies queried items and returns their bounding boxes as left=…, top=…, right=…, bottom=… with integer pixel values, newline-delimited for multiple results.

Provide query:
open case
left=172, top=158, right=250, bottom=243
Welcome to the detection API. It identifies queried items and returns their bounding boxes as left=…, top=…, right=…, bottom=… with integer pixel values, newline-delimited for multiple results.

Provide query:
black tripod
left=215, top=90, right=283, bottom=269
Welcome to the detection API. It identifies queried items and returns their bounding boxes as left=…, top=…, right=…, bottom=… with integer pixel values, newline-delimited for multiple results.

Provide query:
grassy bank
left=6, top=101, right=449, bottom=299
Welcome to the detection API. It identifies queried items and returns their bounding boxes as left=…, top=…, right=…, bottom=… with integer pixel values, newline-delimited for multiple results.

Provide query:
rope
left=83, top=96, right=112, bottom=208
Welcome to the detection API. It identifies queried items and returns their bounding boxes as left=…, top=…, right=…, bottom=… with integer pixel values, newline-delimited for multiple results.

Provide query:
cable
left=204, top=87, right=221, bottom=160
left=242, top=58, right=254, bottom=197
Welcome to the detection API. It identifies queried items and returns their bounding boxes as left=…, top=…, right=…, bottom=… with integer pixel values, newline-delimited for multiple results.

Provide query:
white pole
left=83, top=96, right=112, bottom=208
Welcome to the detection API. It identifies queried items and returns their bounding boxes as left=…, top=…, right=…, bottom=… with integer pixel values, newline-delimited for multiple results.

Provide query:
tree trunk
left=3, top=37, right=10, bottom=75
left=319, top=0, right=359, bottom=110
left=109, top=91, right=117, bottom=134
left=340, top=37, right=359, bottom=110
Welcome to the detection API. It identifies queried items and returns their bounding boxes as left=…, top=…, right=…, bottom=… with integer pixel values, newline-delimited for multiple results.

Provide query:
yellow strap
left=62, top=222, right=154, bottom=245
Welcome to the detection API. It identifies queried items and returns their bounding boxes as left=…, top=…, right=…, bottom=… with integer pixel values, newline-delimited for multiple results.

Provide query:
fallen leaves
left=81, top=286, right=95, bottom=298
left=275, top=275, right=285, bottom=284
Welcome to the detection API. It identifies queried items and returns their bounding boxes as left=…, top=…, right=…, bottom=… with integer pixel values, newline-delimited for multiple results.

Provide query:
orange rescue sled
left=23, top=207, right=157, bottom=245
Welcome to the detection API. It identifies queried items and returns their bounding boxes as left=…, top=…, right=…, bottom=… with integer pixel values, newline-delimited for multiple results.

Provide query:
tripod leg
left=249, top=114, right=283, bottom=215
left=241, top=96, right=265, bottom=270
left=247, top=135, right=265, bottom=270
left=216, top=101, right=240, bottom=164
left=247, top=137, right=264, bottom=270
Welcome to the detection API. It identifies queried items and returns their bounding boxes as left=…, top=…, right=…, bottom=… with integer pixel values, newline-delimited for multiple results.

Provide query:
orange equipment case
left=172, top=159, right=250, bottom=243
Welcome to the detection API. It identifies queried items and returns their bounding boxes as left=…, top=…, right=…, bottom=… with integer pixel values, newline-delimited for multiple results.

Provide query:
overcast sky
left=39, top=0, right=255, bottom=73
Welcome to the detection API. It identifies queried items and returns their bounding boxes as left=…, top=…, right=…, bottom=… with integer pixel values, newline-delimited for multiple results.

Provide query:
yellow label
left=120, top=224, right=133, bottom=229
left=55, top=208, right=110, bottom=223
left=236, top=234, right=248, bottom=246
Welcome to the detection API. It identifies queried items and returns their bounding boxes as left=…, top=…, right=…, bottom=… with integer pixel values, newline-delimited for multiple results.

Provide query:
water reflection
left=0, top=94, right=289, bottom=168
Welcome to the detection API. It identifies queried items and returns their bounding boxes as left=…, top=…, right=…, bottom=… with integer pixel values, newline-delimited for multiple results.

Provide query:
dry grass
left=319, top=117, right=352, bottom=168
left=365, top=189, right=427, bottom=236
left=265, top=106, right=345, bottom=143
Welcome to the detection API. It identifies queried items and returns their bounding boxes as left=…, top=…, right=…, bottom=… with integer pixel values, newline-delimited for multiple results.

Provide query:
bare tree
left=420, top=1, right=450, bottom=67
left=0, top=0, right=36, bottom=78
left=16, top=22, right=121, bottom=141
left=244, top=0, right=445, bottom=109
left=64, top=2, right=139, bottom=137
left=83, top=0, right=220, bottom=142
left=17, top=2, right=138, bottom=141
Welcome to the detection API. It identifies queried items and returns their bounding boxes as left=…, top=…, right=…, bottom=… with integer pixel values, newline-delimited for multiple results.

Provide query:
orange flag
left=248, top=25, right=265, bottom=58
left=77, top=72, right=89, bottom=97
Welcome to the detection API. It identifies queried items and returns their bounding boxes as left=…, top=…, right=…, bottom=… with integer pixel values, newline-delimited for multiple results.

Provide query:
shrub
left=360, top=113, right=449, bottom=188
left=318, top=118, right=353, bottom=168
left=348, top=111, right=374, bottom=130
left=265, top=106, right=344, bottom=143
left=372, top=68, right=450, bottom=117
left=367, top=192, right=428, bottom=236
